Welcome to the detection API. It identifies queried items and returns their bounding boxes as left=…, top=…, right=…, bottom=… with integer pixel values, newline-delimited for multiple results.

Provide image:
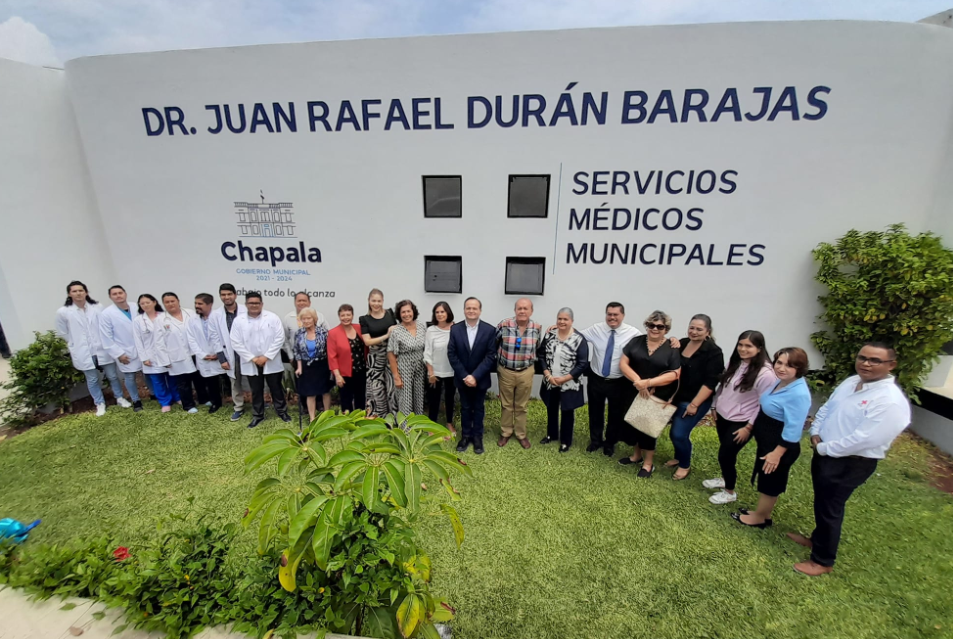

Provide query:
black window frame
left=424, top=255, right=463, bottom=294
left=507, top=174, right=551, bottom=219
left=504, top=256, right=546, bottom=296
left=422, top=175, right=463, bottom=219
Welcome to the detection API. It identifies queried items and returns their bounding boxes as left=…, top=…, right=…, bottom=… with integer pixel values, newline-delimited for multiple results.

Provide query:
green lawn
left=1, top=400, right=952, bottom=639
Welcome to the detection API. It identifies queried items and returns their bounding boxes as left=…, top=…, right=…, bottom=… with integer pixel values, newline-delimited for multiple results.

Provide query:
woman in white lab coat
left=133, top=294, right=180, bottom=412
left=159, top=292, right=200, bottom=414
left=54, top=280, right=128, bottom=417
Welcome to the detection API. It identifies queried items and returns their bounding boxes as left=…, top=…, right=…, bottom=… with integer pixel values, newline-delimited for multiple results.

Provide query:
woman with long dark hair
left=704, top=331, right=777, bottom=504
left=133, top=294, right=180, bottom=412
left=424, top=301, right=456, bottom=434
left=360, top=289, right=397, bottom=417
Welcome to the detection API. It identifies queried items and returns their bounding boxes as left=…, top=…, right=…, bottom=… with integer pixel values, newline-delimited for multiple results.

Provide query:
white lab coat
left=99, top=305, right=142, bottom=373
left=55, top=303, right=113, bottom=371
left=187, top=314, right=225, bottom=378
left=133, top=312, right=170, bottom=374
left=283, top=309, right=330, bottom=359
left=209, top=305, right=246, bottom=379
left=230, top=309, right=285, bottom=376
left=159, top=310, right=198, bottom=375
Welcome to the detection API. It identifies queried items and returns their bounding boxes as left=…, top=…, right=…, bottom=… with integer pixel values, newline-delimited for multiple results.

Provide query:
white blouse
left=423, top=325, right=453, bottom=378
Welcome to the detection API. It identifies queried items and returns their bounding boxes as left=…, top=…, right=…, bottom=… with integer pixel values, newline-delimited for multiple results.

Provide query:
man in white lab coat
left=187, top=293, right=225, bottom=414
left=55, top=280, right=131, bottom=417
left=209, top=283, right=247, bottom=422
left=283, top=291, right=332, bottom=412
left=99, top=285, right=144, bottom=412
left=229, top=291, right=290, bottom=428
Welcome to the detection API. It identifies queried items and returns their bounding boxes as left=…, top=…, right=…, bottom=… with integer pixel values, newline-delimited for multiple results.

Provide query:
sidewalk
left=0, top=587, right=357, bottom=639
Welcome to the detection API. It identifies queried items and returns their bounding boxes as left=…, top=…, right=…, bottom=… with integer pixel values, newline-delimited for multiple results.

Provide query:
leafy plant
left=811, top=224, right=953, bottom=399
left=243, top=409, right=468, bottom=638
left=0, top=330, right=84, bottom=425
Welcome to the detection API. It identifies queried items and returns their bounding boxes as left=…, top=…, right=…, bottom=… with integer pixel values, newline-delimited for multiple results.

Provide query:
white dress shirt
left=466, top=321, right=479, bottom=349
left=424, top=325, right=453, bottom=377
left=810, top=375, right=911, bottom=459
left=230, top=309, right=286, bottom=376
left=579, top=322, right=641, bottom=379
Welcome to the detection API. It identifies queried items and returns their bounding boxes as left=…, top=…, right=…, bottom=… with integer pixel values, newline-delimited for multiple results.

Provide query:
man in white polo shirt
left=789, top=341, right=911, bottom=576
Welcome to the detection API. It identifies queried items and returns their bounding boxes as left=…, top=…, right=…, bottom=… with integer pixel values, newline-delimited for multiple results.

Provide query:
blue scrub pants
left=146, top=372, right=179, bottom=407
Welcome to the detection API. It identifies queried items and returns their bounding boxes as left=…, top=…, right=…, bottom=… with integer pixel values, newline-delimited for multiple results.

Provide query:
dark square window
left=507, top=175, right=550, bottom=218
left=505, top=257, right=545, bottom=295
left=422, top=176, right=462, bottom=218
left=424, top=256, right=463, bottom=294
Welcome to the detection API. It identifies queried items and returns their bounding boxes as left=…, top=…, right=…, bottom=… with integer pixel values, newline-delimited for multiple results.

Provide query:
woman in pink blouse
left=703, top=330, right=777, bottom=505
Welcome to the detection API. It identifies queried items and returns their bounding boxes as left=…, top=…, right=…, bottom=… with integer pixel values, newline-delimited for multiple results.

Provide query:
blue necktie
left=602, top=329, right=615, bottom=377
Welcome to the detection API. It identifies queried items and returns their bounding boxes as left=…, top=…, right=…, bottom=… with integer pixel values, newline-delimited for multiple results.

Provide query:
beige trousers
left=497, top=365, right=534, bottom=439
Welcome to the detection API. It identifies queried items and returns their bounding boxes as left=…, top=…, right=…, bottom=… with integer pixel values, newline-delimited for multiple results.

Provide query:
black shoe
left=586, top=442, right=603, bottom=453
left=474, top=441, right=485, bottom=455
left=619, top=456, right=643, bottom=466
left=637, top=465, right=654, bottom=478
left=133, top=400, right=143, bottom=413
left=603, top=443, right=616, bottom=457
left=279, top=414, right=292, bottom=423
left=559, top=444, right=570, bottom=453
left=248, top=417, right=264, bottom=429
left=731, top=511, right=773, bottom=528
left=209, top=405, right=220, bottom=414
left=737, top=508, right=773, bottom=526
left=540, top=436, right=555, bottom=445
left=456, top=438, right=471, bottom=453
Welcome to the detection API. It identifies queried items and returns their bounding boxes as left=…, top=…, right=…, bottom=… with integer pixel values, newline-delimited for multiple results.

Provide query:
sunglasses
left=856, top=355, right=895, bottom=366
left=644, top=323, right=667, bottom=331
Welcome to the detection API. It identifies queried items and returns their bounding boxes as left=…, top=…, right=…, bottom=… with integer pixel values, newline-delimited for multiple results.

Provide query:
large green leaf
left=303, top=441, right=328, bottom=466
left=257, top=499, right=282, bottom=553
left=362, top=465, right=380, bottom=509
left=311, top=516, right=334, bottom=571
left=418, top=622, right=442, bottom=639
left=404, top=462, right=423, bottom=511
left=362, top=443, right=402, bottom=455
left=334, top=460, right=366, bottom=493
left=244, top=440, right=294, bottom=472
left=396, top=593, right=423, bottom=638
left=381, top=460, right=407, bottom=507
left=421, top=460, right=449, bottom=481
left=351, top=423, right=390, bottom=440
left=276, top=447, right=300, bottom=476
left=363, top=605, right=400, bottom=639
left=425, top=450, right=473, bottom=477
left=263, top=428, right=300, bottom=444
left=440, top=503, right=465, bottom=548
left=311, top=427, right=349, bottom=443
left=288, top=495, right=329, bottom=548
left=327, top=449, right=364, bottom=467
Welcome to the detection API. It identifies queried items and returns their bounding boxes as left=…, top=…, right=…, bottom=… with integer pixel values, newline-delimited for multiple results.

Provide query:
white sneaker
left=702, top=477, right=725, bottom=490
left=709, top=490, right=738, bottom=505
left=95, top=403, right=107, bottom=417
left=204, top=401, right=213, bottom=408
left=187, top=407, right=199, bottom=414
left=117, top=397, right=132, bottom=408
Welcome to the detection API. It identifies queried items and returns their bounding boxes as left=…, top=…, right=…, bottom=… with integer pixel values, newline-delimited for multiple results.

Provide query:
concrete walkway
left=0, top=587, right=358, bottom=639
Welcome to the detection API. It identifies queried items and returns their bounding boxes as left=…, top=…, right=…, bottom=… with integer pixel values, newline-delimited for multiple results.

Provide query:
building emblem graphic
left=234, top=190, right=296, bottom=238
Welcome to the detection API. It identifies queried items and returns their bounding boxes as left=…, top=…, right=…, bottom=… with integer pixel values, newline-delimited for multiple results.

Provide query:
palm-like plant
left=242, top=410, right=470, bottom=638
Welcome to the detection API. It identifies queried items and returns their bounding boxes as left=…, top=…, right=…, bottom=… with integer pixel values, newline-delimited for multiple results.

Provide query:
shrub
left=243, top=409, right=467, bottom=638
left=0, top=331, right=85, bottom=425
left=811, top=224, right=953, bottom=399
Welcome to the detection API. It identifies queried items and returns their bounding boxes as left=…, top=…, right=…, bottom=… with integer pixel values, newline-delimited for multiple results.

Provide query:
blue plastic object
left=0, top=518, right=41, bottom=544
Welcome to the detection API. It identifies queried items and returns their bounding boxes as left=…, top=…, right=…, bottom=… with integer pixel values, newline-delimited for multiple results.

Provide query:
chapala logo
left=221, top=191, right=322, bottom=267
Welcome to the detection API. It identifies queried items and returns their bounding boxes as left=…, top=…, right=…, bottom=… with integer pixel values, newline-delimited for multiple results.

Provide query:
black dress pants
left=339, top=372, right=367, bottom=413
left=249, top=367, right=288, bottom=419
left=810, top=452, right=878, bottom=567
left=588, top=374, right=628, bottom=446
left=195, top=374, right=223, bottom=409
left=715, top=413, right=752, bottom=491
left=543, top=392, right=574, bottom=446
left=427, top=376, right=456, bottom=424
left=458, top=385, right=487, bottom=442
left=170, top=372, right=197, bottom=410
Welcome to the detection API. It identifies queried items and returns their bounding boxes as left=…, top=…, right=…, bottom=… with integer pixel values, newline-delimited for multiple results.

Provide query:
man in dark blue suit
left=447, top=296, right=498, bottom=454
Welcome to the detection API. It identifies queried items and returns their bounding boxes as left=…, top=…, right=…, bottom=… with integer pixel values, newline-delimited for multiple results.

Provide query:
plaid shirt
left=496, top=317, right=543, bottom=370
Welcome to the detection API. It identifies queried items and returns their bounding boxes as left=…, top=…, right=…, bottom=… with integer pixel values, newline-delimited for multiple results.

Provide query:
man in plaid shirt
left=496, top=298, right=542, bottom=449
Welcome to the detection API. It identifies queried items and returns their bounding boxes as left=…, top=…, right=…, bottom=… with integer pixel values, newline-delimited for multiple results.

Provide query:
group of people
left=53, top=281, right=912, bottom=576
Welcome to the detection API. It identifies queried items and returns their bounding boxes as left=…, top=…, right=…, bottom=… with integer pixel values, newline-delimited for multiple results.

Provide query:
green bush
left=0, top=330, right=84, bottom=425
left=811, top=224, right=953, bottom=398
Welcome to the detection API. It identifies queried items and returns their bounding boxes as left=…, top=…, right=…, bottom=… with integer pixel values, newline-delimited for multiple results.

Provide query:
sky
left=1, top=0, right=951, bottom=67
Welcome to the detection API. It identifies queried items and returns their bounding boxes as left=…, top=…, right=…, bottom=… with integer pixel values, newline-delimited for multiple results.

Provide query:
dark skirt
left=297, top=357, right=332, bottom=398
left=750, top=408, right=801, bottom=497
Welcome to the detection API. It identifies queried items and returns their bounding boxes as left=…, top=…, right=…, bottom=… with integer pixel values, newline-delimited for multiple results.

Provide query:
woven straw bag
left=624, top=370, right=680, bottom=439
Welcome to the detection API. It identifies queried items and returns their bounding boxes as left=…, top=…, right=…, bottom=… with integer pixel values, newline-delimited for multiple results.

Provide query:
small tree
left=0, top=331, right=84, bottom=425
left=811, top=224, right=953, bottom=399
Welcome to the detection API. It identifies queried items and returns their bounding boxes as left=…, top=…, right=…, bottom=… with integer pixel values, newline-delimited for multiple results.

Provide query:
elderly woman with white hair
left=293, top=307, right=331, bottom=423
left=537, top=307, right=590, bottom=452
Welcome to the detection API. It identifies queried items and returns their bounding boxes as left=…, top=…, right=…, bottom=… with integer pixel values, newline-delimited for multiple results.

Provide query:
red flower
left=113, top=547, right=131, bottom=561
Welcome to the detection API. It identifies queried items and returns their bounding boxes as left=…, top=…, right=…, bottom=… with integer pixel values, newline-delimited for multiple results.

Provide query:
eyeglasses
left=856, top=355, right=895, bottom=366
left=644, top=323, right=667, bottom=331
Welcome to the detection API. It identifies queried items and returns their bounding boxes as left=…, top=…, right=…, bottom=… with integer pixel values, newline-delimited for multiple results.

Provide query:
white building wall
left=0, top=58, right=115, bottom=349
